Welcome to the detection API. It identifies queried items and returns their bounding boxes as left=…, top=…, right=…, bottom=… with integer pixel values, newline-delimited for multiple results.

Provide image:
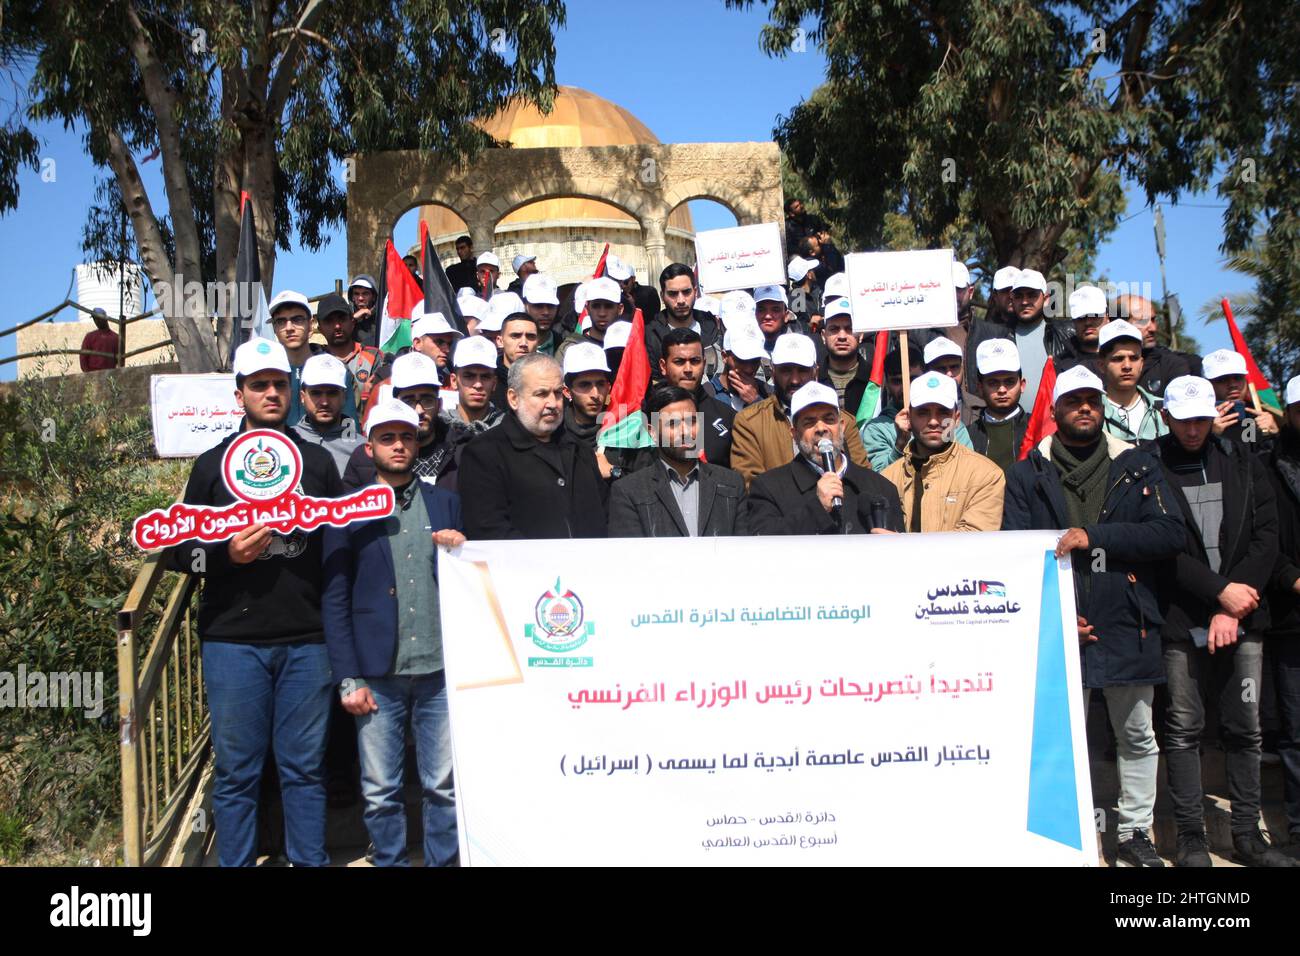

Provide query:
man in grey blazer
left=608, top=384, right=748, bottom=537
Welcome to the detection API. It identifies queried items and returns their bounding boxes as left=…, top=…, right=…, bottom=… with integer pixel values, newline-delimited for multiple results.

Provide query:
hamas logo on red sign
left=221, top=429, right=303, bottom=502
left=526, top=578, right=593, bottom=653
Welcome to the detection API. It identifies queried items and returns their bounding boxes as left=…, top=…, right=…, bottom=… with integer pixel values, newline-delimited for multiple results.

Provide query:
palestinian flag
left=1018, top=356, right=1057, bottom=460
left=596, top=306, right=653, bottom=450
left=228, top=191, right=271, bottom=366
left=854, top=330, right=890, bottom=426
left=378, top=238, right=423, bottom=354
left=1221, top=298, right=1280, bottom=413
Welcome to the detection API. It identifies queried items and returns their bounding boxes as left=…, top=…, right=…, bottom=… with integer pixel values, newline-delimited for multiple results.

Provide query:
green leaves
left=747, top=0, right=1299, bottom=287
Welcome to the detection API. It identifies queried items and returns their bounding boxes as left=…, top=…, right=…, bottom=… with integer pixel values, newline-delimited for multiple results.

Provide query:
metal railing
left=117, top=548, right=210, bottom=866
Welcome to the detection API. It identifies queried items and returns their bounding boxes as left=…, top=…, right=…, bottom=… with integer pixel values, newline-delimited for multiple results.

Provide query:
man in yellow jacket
left=730, top=332, right=870, bottom=488
left=883, top=371, right=1006, bottom=532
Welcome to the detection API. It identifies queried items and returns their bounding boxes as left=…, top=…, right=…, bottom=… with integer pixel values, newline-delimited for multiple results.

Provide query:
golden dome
left=422, top=86, right=692, bottom=236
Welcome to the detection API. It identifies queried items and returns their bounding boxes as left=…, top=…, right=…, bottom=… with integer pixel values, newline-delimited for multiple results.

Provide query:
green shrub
left=0, top=376, right=187, bottom=862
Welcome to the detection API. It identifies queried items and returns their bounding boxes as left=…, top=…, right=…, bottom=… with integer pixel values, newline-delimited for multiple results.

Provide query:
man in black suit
left=746, top=382, right=903, bottom=535
left=608, top=385, right=747, bottom=537
left=458, top=352, right=607, bottom=539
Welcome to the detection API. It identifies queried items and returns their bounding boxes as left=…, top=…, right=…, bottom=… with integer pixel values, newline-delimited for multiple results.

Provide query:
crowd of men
left=169, top=213, right=1300, bottom=870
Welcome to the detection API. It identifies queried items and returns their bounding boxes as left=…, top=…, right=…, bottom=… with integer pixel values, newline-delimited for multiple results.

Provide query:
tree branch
left=267, top=0, right=329, bottom=119
left=122, top=0, right=204, bottom=281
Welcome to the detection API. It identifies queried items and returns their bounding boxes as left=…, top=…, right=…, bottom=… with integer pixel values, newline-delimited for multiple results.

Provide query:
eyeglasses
left=399, top=393, right=439, bottom=410
left=272, top=314, right=310, bottom=327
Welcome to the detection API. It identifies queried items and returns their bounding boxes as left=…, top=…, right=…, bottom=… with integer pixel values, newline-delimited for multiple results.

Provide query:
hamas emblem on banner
left=526, top=578, right=595, bottom=656
left=222, top=429, right=302, bottom=502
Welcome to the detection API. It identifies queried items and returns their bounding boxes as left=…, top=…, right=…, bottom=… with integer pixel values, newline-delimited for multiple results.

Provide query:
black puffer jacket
left=1002, top=433, right=1185, bottom=687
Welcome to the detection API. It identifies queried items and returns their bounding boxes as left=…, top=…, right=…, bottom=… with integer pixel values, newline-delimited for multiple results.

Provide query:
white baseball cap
left=719, top=290, right=757, bottom=326
left=723, top=321, right=767, bottom=361
left=1202, top=348, right=1247, bottom=380
left=476, top=252, right=500, bottom=269
left=512, top=254, right=537, bottom=273
left=412, top=311, right=463, bottom=340
left=268, top=289, right=310, bottom=315
left=1068, top=285, right=1108, bottom=318
left=975, top=338, right=1021, bottom=376
left=456, top=286, right=479, bottom=301
left=603, top=321, right=633, bottom=351
left=233, top=337, right=291, bottom=377
left=790, top=381, right=840, bottom=422
left=390, top=352, right=441, bottom=391
left=923, top=336, right=963, bottom=365
left=1163, top=376, right=1219, bottom=420
left=787, top=256, right=819, bottom=282
left=487, top=291, right=527, bottom=325
left=453, top=335, right=498, bottom=370
left=822, top=296, right=853, bottom=321
left=300, top=353, right=347, bottom=390
left=1052, top=364, right=1105, bottom=404
left=754, top=285, right=787, bottom=306
left=822, top=272, right=849, bottom=299
left=695, top=295, right=719, bottom=317
left=1013, top=269, right=1047, bottom=293
left=992, top=267, right=1020, bottom=291
left=522, top=273, right=559, bottom=306
left=585, top=276, right=622, bottom=304
left=562, top=342, right=611, bottom=378
left=457, top=295, right=488, bottom=321
left=365, top=398, right=420, bottom=439
left=1098, top=319, right=1142, bottom=351
left=604, top=256, right=634, bottom=282
left=349, top=276, right=375, bottom=292
left=771, top=333, right=817, bottom=368
left=952, top=261, right=971, bottom=289
left=909, top=372, right=959, bottom=411
left=1287, top=374, right=1300, bottom=407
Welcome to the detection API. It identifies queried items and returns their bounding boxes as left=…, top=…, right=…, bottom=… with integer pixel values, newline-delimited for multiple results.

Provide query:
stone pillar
left=467, top=218, right=497, bottom=259
left=641, top=214, right=668, bottom=285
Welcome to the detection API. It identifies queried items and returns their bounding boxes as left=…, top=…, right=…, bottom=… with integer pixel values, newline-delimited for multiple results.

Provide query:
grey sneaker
left=1117, top=831, right=1165, bottom=867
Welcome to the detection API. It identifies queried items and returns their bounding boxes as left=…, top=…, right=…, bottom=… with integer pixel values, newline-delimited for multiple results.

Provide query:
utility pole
left=1152, top=204, right=1181, bottom=350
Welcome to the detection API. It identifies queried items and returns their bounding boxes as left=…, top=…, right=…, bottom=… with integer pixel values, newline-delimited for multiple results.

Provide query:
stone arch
left=347, top=143, right=784, bottom=282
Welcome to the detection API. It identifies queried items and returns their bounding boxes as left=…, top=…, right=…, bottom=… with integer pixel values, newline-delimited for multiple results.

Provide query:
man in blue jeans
left=323, top=397, right=465, bottom=866
left=168, top=337, right=343, bottom=866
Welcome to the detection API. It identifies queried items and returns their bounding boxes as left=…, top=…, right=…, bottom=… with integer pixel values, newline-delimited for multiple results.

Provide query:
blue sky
left=0, top=0, right=1250, bottom=380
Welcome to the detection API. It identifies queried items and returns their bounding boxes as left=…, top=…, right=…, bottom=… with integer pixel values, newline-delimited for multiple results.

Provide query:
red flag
left=1221, top=298, right=1279, bottom=410
left=600, top=306, right=651, bottom=435
left=591, top=243, right=610, bottom=279
left=1018, top=357, right=1057, bottom=460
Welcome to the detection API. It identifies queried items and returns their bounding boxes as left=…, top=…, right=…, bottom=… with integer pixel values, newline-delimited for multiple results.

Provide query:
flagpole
left=898, top=331, right=911, bottom=408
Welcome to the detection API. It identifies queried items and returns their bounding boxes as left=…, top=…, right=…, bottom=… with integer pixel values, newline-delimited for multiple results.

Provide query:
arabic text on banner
left=438, top=531, right=1094, bottom=866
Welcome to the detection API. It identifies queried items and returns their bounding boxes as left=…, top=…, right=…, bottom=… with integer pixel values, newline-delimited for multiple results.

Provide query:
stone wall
left=15, top=318, right=175, bottom=379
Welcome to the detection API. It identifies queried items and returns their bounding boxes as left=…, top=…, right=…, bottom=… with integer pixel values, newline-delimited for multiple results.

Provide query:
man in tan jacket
left=731, top=332, right=870, bottom=488
left=883, top=371, right=1005, bottom=532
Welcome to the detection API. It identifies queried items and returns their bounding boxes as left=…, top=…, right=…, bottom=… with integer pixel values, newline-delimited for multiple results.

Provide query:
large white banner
left=845, top=248, right=958, bottom=332
left=150, top=373, right=244, bottom=458
left=694, top=222, right=786, bottom=293
left=439, top=532, right=1093, bottom=866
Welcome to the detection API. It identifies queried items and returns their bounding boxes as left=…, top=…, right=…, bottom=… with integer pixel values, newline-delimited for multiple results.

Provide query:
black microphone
left=869, top=496, right=889, bottom=532
left=817, top=438, right=842, bottom=513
